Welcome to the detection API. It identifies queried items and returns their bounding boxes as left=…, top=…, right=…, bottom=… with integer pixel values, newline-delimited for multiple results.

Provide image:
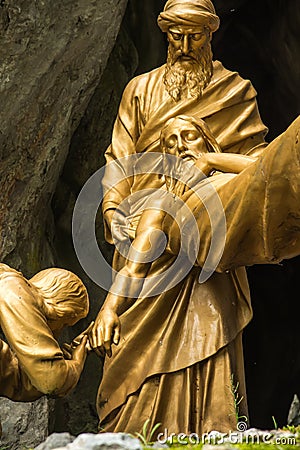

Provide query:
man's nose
left=177, top=135, right=187, bottom=151
left=181, top=35, right=190, bottom=55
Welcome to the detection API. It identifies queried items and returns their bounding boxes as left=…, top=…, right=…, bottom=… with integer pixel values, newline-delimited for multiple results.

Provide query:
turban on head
left=157, top=0, right=220, bottom=33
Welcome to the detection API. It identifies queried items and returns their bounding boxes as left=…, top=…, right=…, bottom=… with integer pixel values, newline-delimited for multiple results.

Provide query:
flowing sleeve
left=0, top=338, right=42, bottom=401
left=102, top=77, right=144, bottom=243
left=202, top=62, right=268, bottom=157
left=0, top=276, right=82, bottom=398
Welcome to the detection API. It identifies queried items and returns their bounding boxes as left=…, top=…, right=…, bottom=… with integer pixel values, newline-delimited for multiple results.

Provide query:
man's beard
left=163, top=43, right=213, bottom=102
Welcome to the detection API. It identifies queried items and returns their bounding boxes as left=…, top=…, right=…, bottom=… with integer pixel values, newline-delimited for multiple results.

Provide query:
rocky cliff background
left=0, top=0, right=299, bottom=447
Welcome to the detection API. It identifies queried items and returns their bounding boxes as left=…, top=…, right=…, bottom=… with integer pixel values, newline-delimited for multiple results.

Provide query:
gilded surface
left=0, top=264, right=89, bottom=401
left=90, top=0, right=300, bottom=436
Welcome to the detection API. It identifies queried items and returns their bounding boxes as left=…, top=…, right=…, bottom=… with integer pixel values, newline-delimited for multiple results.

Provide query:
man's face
left=164, top=24, right=213, bottom=101
left=167, top=25, right=210, bottom=67
left=162, top=118, right=206, bottom=161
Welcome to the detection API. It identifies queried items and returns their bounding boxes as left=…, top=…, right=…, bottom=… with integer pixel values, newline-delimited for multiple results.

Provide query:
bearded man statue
left=89, top=0, right=300, bottom=438
left=161, top=1, right=216, bottom=101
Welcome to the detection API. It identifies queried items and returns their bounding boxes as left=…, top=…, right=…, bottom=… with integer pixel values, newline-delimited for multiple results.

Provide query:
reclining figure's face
left=162, top=117, right=207, bottom=161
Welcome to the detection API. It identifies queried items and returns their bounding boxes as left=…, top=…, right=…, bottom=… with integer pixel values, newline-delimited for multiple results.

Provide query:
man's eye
left=166, top=138, right=176, bottom=148
left=185, top=132, right=199, bottom=141
left=171, top=33, right=182, bottom=41
left=191, top=33, right=203, bottom=41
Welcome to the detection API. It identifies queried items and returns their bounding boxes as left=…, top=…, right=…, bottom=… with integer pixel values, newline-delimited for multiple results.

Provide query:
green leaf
left=149, top=422, right=162, bottom=442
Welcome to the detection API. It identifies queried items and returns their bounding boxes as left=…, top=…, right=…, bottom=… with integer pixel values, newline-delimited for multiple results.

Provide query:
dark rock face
left=213, top=0, right=300, bottom=140
left=0, top=0, right=129, bottom=447
left=0, top=0, right=127, bottom=274
left=288, top=394, right=300, bottom=427
left=51, top=21, right=138, bottom=437
left=0, top=397, right=54, bottom=450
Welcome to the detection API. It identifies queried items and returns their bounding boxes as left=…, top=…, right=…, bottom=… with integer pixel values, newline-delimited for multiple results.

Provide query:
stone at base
left=35, top=433, right=142, bottom=450
left=288, top=394, right=300, bottom=426
left=0, top=396, right=54, bottom=450
left=35, top=432, right=75, bottom=449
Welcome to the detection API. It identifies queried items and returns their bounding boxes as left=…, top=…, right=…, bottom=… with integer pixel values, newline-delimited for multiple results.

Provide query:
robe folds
left=102, top=60, right=268, bottom=232
left=0, top=264, right=83, bottom=401
left=99, top=60, right=300, bottom=435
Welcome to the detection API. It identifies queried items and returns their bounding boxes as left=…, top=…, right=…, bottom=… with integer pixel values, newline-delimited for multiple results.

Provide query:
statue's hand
left=61, top=322, right=94, bottom=359
left=70, top=335, right=88, bottom=371
left=104, top=210, right=115, bottom=232
left=194, top=154, right=213, bottom=176
left=89, top=308, right=120, bottom=358
left=61, top=343, right=72, bottom=360
left=104, top=209, right=129, bottom=244
left=71, top=322, right=94, bottom=351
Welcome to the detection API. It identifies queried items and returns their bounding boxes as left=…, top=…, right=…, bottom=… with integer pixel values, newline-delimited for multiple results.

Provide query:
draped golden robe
left=99, top=61, right=300, bottom=436
left=0, top=265, right=83, bottom=401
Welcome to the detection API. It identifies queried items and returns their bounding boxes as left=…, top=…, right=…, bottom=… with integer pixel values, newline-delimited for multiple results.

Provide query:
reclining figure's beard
left=163, top=44, right=213, bottom=102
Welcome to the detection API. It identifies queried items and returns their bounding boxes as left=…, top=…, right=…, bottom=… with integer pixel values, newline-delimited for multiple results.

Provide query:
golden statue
left=90, top=0, right=300, bottom=437
left=0, top=263, right=89, bottom=402
left=91, top=115, right=257, bottom=354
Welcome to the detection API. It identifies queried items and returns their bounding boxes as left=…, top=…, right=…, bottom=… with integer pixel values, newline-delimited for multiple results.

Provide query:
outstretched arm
left=195, top=152, right=256, bottom=175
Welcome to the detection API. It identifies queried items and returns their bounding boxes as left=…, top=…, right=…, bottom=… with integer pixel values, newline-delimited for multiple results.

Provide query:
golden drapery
left=0, top=264, right=82, bottom=401
left=101, top=331, right=246, bottom=435
left=99, top=62, right=300, bottom=435
left=102, top=61, right=268, bottom=238
left=181, top=118, right=300, bottom=271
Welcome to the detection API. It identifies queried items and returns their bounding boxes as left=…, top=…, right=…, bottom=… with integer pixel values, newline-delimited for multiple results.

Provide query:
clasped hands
left=62, top=322, right=94, bottom=364
left=88, top=308, right=120, bottom=358
left=63, top=309, right=120, bottom=359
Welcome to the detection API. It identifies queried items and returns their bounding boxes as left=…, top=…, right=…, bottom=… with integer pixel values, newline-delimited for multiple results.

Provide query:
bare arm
left=195, top=152, right=257, bottom=175
left=90, top=208, right=168, bottom=356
